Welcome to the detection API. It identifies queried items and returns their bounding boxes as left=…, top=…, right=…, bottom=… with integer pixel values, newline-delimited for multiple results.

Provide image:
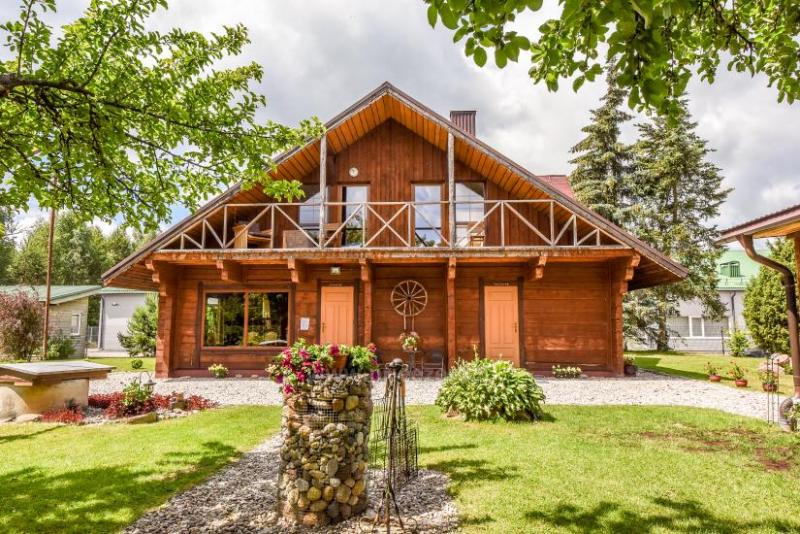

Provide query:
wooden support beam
left=287, top=258, right=307, bottom=284
left=318, top=135, right=327, bottom=247
left=448, top=257, right=457, bottom=280
left=528, top=255, right=547, bottom=282
left=359, top=259, right=372, bottom=282
left=215, top=260, right=244, bottom=284
left=620, top=254, right=641, bottom=293
left=447, top=130, right=455, bottom=247
left=446, top=266, right=456, bottom=373
left=145, top=259, right=176, bottom=297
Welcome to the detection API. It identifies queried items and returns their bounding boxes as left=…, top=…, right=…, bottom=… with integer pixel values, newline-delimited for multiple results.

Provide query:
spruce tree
left=626, top=101, right=730, bottom=350
left=118, top=294, right=158, bottom=358
left=568, top=67, right=633, bottom=224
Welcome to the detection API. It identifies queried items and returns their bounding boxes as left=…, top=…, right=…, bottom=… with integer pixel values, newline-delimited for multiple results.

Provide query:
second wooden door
left=320, top=286, right=355, bottom=345
left=483, top=285, right=520, bottom=365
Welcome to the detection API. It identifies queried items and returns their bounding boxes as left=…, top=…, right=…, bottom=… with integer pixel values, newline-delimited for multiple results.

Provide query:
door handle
left=513, top=322, right=518, bottom=333
left=321, top=322, right=326, bottom=333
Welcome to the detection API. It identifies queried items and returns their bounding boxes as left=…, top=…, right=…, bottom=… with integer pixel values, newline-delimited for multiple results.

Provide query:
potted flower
left=266, top=339, right=333, bottom=395
left=399, top=331, right=420, bottom=352
left=623, top=356, right=638, bottom=376
left=341, top=343, right=380, bottom=378
left=705, top=362, right=722, bottom=382
left=727, top=362, right=748, bottom=387
left=758, top=370, right=779, bottom=392
left=329, top=344, right=348, bottom=372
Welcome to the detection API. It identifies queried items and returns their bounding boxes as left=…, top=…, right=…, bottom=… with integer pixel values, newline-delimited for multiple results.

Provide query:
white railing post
left=318, top=134, right=327, bottom=249
left=447, top=130, right=455, bottom=248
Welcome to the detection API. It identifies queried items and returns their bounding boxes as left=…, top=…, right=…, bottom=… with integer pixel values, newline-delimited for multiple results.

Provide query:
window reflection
left=414, top=184, right=443, bottom=247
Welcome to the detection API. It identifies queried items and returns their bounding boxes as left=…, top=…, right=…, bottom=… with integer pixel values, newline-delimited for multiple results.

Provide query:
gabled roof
left=718, top=202, right=800, bottom=242
left=0, top=285, right=101, bottom=304
left=716, top=249, right=765, bottom=290
left=102, top=82, right=687, bottom=290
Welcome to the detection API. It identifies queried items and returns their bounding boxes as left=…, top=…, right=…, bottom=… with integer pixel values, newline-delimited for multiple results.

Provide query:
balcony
left=163, top=199, right=622, bottom=254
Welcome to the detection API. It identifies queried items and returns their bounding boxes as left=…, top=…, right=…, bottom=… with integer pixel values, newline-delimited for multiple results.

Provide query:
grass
left=85, top=356, right=156, bottom=372
left=412, top=405, right=800, bottom=533
left=629, top=351, right=795, bottom=394
left=0, top=406, right=281, bottom=534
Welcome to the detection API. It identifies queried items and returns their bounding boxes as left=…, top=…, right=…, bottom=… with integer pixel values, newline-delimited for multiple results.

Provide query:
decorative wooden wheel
left=391, top=280, right=428, bottom=318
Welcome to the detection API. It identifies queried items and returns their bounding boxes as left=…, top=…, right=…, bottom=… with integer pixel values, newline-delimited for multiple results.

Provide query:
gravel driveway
left=91, top=370, right=777, bottom=421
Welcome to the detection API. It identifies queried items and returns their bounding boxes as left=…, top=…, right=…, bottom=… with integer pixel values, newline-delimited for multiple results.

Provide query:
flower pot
left=762, top=382, right=778, bottom=392
left=734, top=379, right=748, bottom=388
left=708, top=374, right=722, bottom=382
left=333, top=353, right=348, bottom=373
left=624, top=364, right=638, bottom=377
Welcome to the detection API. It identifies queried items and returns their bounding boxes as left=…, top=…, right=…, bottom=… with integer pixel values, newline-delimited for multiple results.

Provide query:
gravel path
left=125, top=437, right=458, bottom=534
left=92, top=370, right=776, bottom=420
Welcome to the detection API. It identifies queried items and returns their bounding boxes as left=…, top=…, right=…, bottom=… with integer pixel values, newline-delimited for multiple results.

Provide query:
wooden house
left=102, top=83, right=687, bottom=378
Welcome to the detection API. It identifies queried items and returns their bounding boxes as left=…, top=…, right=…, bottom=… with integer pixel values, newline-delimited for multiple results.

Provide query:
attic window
left=720, top=261, right=741, bottom=278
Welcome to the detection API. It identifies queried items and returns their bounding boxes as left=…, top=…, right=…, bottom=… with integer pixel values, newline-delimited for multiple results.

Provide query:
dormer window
left=720, top=261, right=741, bottom=278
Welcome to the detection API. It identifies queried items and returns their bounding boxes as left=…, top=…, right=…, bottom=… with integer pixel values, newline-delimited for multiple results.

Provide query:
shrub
left=41, top=407, right=85, bottom=424
left=338, top=343, right=379, bottom=375
left=725, top=329, right=750, bottom=358
left=743, top=239, right=797, bottom=353
left=88, top=392, right=122, bottom=409
left=0, top=291, right=43, bottom=361
left=45, top=331, right=75, bottom=360
left=267, top=339, right=334, bottom=394
left=208, top=363, right=228, bottom=378
left=435, top=359, right=545, bottom=421
left=130, top=358, right=144, bottom=370
left=552, top=365, right=582, bottom=378
left=118, top=294, right=157, bottom=357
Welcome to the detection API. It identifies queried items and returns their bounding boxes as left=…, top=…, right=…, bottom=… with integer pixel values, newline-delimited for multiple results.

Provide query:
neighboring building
left=631, top=249, right=763, bottom=353
left=102, top=82, right=686, bottom=378
left=97, top=287, right=152, bottom=352
left=0, top=285, right=101, bottom=357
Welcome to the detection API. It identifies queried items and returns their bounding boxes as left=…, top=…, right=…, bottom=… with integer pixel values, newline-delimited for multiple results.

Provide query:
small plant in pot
left=705, top=362, right=722, bottom=382
left=399, top=331, right=420, bottom=352
left=623, top=356, right=638, bottom=376
left=208, top=363, right=228, bottom=378
left=727, top=362, right=748, bottom=387
left=758, top=370, right=779, bottom=392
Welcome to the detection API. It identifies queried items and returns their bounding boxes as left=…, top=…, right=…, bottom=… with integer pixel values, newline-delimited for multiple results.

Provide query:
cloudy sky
left=4, top=0, right=800, bottom=237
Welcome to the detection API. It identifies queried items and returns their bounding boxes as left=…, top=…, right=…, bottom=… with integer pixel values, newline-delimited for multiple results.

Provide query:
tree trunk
left=655, top=313, right=670, bottom=352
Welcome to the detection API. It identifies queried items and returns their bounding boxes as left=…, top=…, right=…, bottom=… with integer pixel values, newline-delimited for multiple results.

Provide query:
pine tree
left=568, top=67, right=633, bottom=224
left=118, top=294, right=158, bottom=358
left=743, top=239, right=798, bottom=353
left=626, top=101, right=730, bottom=350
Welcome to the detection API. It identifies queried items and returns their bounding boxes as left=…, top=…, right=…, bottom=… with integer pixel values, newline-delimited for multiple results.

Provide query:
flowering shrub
left=41, top=407, right=85, bottom=424
left=88, top=390, right=217, bottom=418
left=208, top=363, right=228, bottom=378
left=0, top=291, right=43, bottom=361
left=399, top=331, right=420, bottom=351
left=436, top=359, right=545, bottom=421
left=267, top=339, right=334, bottom=395
left=704, top=362, right=721, bottom=376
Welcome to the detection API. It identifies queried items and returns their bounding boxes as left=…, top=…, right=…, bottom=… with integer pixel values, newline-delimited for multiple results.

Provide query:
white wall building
left=98, top=288, right=151, bottom=353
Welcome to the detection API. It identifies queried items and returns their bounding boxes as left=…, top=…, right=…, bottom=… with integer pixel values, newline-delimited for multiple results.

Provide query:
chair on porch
left=420, top=349, right=445, bottom=378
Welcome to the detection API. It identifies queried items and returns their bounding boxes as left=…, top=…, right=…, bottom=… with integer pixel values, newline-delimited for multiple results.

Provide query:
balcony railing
left=163, top=199, right=617, bottom=251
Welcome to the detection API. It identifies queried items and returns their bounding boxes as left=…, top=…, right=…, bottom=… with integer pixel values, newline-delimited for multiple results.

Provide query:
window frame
left=413, top=182, right=445, bottom=247
left=70, top=313, right=81, bottom=336
left=200, top=286, right=293, bottom=351
left=341, top=184, right=369, bottom=247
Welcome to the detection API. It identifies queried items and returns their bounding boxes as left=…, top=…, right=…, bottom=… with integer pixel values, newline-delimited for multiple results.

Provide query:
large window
left=204, top=291, right=289, bottom=347
left=342, top=185, right=367, bottom=246
left=298, top=185, right=321, bottom=240
left=414, top=184, right=443, bottom=247
left=668, top=315, right=730, bottom=338
left=455, top=182, right=485, bottom=246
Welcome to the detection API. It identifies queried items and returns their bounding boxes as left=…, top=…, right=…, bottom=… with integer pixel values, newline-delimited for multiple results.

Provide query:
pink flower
left=275, top=375, right=284, bottom=384
left=283, top=384, right=295, bottom=394
left=300, top=349, right=310, bottom=360
left=367, top=343, right=377, bottom=353
left=330, top=344, right=340, bottom=355
left=371, top=371, right=380, bottom=380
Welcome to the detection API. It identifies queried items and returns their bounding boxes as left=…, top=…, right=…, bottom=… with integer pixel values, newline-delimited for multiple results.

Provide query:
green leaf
left=427, top=5, right=438, bottom=27
left=474, top=46, right=487, bottom=67
left=495, top=48, right=508, bottom=68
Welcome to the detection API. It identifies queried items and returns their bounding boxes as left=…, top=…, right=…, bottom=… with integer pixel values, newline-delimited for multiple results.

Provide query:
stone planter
left=277, top=373, right=373, bottom=527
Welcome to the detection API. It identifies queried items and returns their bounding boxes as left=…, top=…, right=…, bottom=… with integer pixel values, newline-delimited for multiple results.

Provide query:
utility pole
left=42, top=207, right=56, bottom=358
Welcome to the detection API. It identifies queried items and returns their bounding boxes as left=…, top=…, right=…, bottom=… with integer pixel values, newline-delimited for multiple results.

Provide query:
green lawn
left=629, top=351, right=794, bottom=395
left=412, top=405, right=800, bottom=533
left=85, top=356, right=156, bottom=372
left=0, top=406, right=281, bottom=534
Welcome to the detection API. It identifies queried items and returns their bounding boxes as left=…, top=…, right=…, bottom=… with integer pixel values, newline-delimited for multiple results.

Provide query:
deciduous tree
left=1, top=0, right=322, bottom=231
left=424, top=0, right=800, bottom=116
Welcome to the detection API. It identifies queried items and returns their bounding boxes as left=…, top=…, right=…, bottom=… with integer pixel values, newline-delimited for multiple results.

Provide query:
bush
left=118, top=294, right=157, bottom=357
left=726, top=329, right=749, bottom=358
left=435, top=359, right=545, bottom=421
left=41, top=407, right=85, bottom=424
left=743, top=239, right=797, bottom=353
left=0, top=291, right=43, bottom=361
left=130, top=358, right=144, bottom=370
left=45, top=331, right=75, bottom=360
left=552, top=365, right=582, bottom=378
left=208, top=363, right=228, bottom=378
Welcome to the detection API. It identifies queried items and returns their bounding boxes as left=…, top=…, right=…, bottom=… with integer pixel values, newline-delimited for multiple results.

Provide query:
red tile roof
left=538, top=175, right=574, bottom=200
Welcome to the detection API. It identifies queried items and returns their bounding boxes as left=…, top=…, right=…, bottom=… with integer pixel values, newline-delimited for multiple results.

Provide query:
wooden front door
left=320, top=286, right=355, bottom=345
left=484, top=285, right=520, bottom=365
